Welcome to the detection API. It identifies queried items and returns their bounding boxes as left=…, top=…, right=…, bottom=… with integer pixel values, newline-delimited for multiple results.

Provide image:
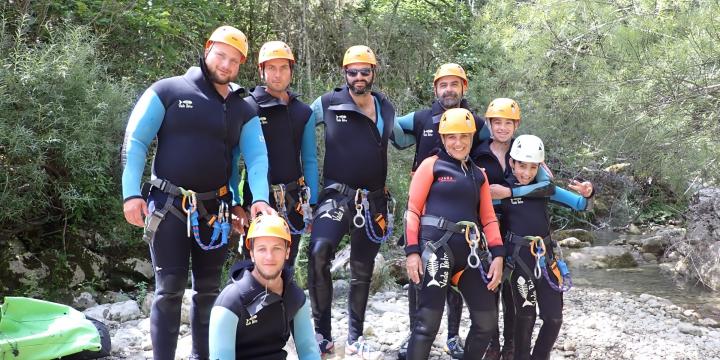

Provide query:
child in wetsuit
left=500, top=134, right=593, bottom=360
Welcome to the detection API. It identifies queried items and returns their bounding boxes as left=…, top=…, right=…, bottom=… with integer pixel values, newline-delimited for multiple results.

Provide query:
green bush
left=0, top=19, right=133, bottom=243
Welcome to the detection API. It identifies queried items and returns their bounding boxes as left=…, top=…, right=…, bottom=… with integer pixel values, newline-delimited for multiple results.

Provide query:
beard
left=438, top=91, right=461, bottom=108
left=256, top=266, right=282, bottom=281
left=347, top=77, right=374, bottom=95
left=207, top=67, right=233, bottom=85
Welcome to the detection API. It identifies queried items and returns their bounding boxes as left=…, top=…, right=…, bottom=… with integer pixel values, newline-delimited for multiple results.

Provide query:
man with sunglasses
left=307, top=45, right=406, bottom=359
left=392, top=63, right=490, bottom=360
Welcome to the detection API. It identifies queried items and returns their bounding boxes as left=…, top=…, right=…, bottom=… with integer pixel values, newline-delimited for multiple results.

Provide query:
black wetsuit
left=307, top=85, right=396, bottom=344
left=500, top=175, right=590, bottom=360
left=243, top=86, right=319, bottom=272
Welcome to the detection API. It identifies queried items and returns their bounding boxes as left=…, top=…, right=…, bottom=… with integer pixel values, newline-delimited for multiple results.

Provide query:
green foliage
left=0, top=18, right=133, bottom=240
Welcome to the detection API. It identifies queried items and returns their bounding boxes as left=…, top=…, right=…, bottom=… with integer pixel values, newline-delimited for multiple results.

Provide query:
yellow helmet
left=342, top=45, right=377, bottom=67
left=438, top=108, right=476, bottom=134
left=245, top=214, right=291, bottom=250
left=485, top=98, right=521, bottom=121
left=433, top=63, right=468, bottom=87
left=258, top=41, right=295, bottom=66
left=206, top=25, right=249, bottom=63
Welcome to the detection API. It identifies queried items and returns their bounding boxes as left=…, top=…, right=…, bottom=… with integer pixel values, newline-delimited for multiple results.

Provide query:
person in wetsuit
left=307, top=45, right=402, bottom=359
left=393, top=63, right=491, bottom=360
left=208, top=214, right=320, bottom=360
left=404, top=108, right=505, bottom=360
left=500, top=135, right=593, bottom=360
left=472, top=98, right=554, bottom=360
left=242, top=41, right=319, bottom=274
left=121, top=26, right=274, bottom=360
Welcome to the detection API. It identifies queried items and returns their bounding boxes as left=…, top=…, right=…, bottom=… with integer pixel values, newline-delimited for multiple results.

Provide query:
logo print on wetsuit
left=245, top=314, right=258, bottom=326
left=510, top=197, right=524, bottom=205
left=259, top=116, right=268, bottom=125
left=178, top=100, right=194, bottom=109
left=437, top=176, right=455, bottom=183
left=516, top=275, right=536, bottom=307
left=426, top=252, right=450, bottom=288
left=423, top=129, right=434, bottom=137
left=319, top=207, right=344, bottom=222
left=336, top=114, right=348, bottom=123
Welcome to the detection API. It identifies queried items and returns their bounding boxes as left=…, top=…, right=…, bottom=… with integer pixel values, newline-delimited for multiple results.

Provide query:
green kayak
left=0, top=297, right=110, bottom=360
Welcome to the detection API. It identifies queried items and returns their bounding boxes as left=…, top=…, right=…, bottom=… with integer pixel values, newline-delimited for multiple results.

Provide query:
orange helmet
left=342, top=45, right=377, bottom=67
left=245, top=214, right=292, bottom=250
left=205, top=26, right=249, bottom=63
left=485, top=98, right=521, bottom=122
left=258, top=41, right=295, bottom=66
left=433, top=63, right=468, bottom=87
left=439, top=108, right=476, bottom=134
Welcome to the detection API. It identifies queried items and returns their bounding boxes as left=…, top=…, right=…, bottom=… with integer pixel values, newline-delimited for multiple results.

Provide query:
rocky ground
left=84, top=278, right=720, bottom=360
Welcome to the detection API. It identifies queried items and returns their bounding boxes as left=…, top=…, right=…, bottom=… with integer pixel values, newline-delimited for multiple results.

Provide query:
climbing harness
left=457, top=221, right=492, bottom=284
left=315, top=182, right=396, bottom=244
left=358, top=189, right=396, bottom=244
left=141, top=178, right=230, bottom=251
left=181, top=188, right=230, bottom=251
left=526, top=235, right=572, bottom=292
left=272, top=178, right=312, bottom=235
left=528, top=235, right=573, bottom=292
left=419, top=216, right=492, bottom=285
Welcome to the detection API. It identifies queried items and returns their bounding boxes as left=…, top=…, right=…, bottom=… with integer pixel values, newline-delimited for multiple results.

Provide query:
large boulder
left=566, top=246, right=637, bottom=269
left=553, top=229, right=595, bottom=245
left=674, top=188, right=720, bottom=291
left=641, top=235, right=669, bottom=256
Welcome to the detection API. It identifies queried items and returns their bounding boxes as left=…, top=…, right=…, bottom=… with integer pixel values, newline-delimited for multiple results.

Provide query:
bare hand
left=489, top=184, right=512, bottom=200
left=406, top=253, right=424, bottom=284
left=231, top=206, right=249, bottom=235
left=123, top=198, right=148, bottom=228
left=250, top=201, right=277, bottom=218
left=486, top=257, right=504, bottom=291
left=568, top=180, right=593, bottom=197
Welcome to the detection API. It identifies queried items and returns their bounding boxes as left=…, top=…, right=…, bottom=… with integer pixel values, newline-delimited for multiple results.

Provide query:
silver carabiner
left=353, top=189, right=366, bottom=228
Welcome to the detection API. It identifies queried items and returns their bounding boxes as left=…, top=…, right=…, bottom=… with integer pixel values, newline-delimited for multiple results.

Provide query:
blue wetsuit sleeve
left=208, top=306, right=238, bottom=359
left=240, top=116, right=270, bottom=204
left=310, top=97, right=324, bottom=126
left=391, top=112, right=416, bottom=149
left=301, top=113, right=320, bottom=205
left=511, top=166, right=553, bottom=198
left=293, top=300, right=322, bottom=360
left=550, top=185, right=589, bottom=211
left=476, top=122, right=491, bottom=143
left=121, top=89, right=165, bottom=200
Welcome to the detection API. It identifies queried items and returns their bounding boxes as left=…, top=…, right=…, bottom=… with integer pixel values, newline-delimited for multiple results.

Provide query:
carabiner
left=353, top=189, right=366, bottom=228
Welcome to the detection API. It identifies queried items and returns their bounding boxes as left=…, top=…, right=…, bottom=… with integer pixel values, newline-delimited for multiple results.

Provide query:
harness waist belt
left=147, top=178, right=228, bottom=201
left=420, top=215, right=464, bottom=234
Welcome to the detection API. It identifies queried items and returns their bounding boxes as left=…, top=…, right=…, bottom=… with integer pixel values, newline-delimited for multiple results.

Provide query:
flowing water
left=569, top=230, right=720, bottom=322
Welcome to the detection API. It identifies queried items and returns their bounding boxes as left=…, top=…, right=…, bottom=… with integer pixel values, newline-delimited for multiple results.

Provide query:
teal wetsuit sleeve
left=293, top=300, right=322, bottom=360
left=301, top=113, right=320, bottom=204
left=511, top=166, right=553, bottom=198
left=240, top=116, right=270, bottom=204
left=391, top=112, right=416, bottom=149
left=208, top=306, right=238, bottom=359
left=550, top=185, right=589, bottom=211
left=121, top=89, right=165, bottom=200
left=310, top=97, right=324, bottom=125
left=476, top=123, right=491, bottom=143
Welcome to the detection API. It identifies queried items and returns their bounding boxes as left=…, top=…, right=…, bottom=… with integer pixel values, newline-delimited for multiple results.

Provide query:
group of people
left=121, top=25, right=594, bottom=360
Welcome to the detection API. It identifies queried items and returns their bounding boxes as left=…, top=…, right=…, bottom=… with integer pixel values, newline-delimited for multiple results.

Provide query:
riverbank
left=95, top=282, right=720, bottom=359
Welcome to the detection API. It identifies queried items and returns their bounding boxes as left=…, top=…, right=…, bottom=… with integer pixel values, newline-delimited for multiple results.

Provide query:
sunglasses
left=345, top=68, right=373, bottom=77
